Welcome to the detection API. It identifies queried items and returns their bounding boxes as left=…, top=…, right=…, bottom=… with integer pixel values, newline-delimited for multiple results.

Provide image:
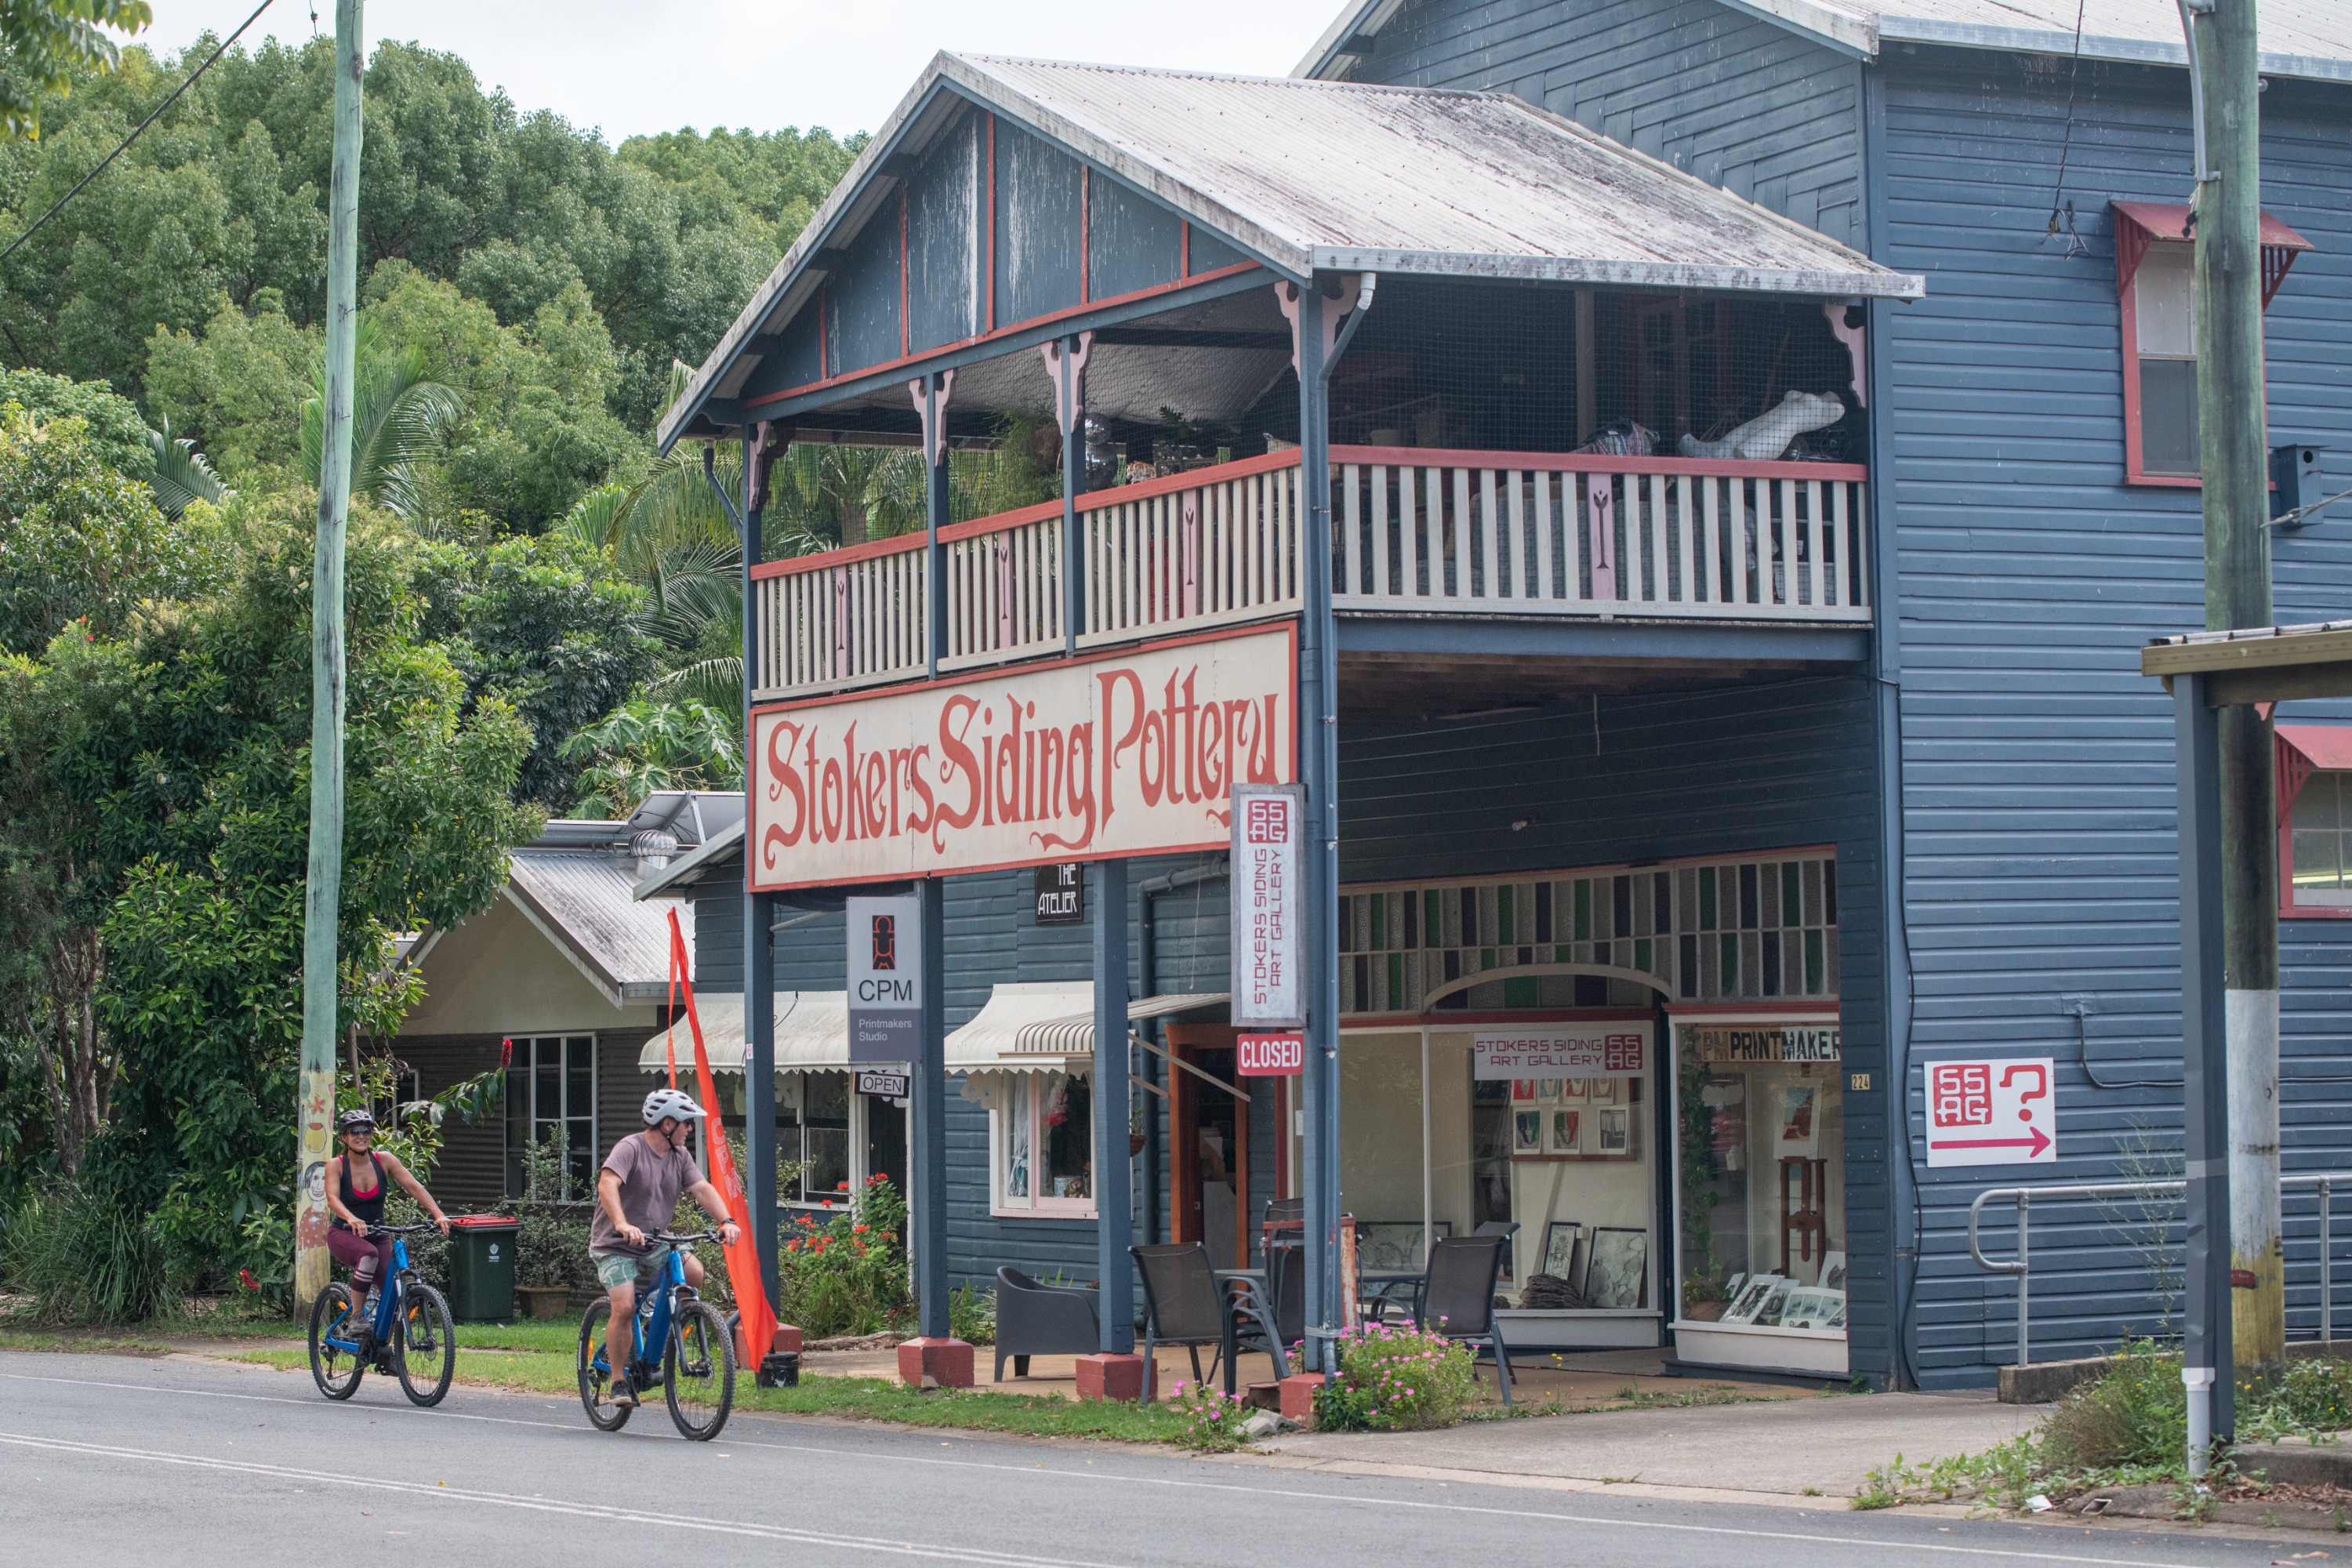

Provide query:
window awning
left=946, top=983, right=1229, bottom=1071
left=637, top=991, right=849, bottom=1075
left=2277, top=723, right=2352, bottom=815
left=2112, top=200, right=2315, bottom=307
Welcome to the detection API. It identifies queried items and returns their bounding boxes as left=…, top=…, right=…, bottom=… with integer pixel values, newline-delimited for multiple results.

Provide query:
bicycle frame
left=590, top=1245, right=692, bottom=1387
left=321, top=1235, right=411, bottom=1356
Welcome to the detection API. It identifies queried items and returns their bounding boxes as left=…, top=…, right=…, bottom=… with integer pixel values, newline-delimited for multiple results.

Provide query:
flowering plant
left=1166, top=1379, right=1251, bottom=1451
left=1312, top=1319, right=1477, bottom=1432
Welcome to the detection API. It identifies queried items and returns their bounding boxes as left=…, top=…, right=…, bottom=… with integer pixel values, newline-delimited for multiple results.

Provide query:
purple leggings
left=327, top=1227, right=396, bottom=1293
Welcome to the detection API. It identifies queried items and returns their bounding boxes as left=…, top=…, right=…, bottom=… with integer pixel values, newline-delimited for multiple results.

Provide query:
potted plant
left=1130, top=1102, right=1147, bottom=1158
left=514, top=1131, right=586, bottom=1318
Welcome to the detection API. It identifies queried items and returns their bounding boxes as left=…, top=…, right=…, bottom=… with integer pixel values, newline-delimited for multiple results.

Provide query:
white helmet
left=642, top=1087, right=708, bottom=1127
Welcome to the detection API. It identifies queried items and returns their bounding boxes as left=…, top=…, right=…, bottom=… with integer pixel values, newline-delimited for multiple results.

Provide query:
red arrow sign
left=1929, top=1124, right=2053, bottom=1159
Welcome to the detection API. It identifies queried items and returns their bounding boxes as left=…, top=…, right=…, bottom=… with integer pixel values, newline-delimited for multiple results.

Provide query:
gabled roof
left=659, top=53, right=1921, bottom=450
left=1298, top=0, right=2352, bottom=83
left=506, top=848, right=688, bottom=1004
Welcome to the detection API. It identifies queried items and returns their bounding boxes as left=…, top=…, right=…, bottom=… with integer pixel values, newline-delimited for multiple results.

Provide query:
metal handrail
left=1967, top=1172, right=2352, bottom=1367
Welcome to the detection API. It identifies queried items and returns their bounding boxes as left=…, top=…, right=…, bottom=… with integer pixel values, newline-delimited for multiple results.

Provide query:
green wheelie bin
left=445, top=1214, right=519, bottom=1322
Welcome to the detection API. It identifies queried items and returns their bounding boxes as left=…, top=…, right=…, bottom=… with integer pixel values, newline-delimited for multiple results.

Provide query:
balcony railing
left=749, top=446, right=1869, bottom=702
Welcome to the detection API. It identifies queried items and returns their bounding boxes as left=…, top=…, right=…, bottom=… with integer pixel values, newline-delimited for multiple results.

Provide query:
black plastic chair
left=1131, top=1241, right=1289, bottom=1404
left=1260, top=1196, right=1304, bottom=1261
left=1412, top=1235, right=1514, bottom=1406
left=991, top=1266, right=1099, bottom=1382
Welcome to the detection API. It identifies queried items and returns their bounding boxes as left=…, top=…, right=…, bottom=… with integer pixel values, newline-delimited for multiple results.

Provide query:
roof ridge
left=956, top=52, right=1494, bottom=100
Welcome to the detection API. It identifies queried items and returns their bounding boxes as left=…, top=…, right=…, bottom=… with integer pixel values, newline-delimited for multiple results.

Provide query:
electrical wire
left=0, top=0, right=276, bottom=270
left=2043, top=0, right=2091, bottom=257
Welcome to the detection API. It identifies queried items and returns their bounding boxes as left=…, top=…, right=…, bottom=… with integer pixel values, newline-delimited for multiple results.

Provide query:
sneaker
left=608, top=1375, right=639, bottom=1409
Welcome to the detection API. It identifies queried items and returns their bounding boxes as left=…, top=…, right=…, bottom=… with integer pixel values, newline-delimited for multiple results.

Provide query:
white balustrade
left=750, top=448, right=1871, bottom=700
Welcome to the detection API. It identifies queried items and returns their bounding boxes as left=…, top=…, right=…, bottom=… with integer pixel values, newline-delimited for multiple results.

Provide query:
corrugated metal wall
left=1881, top=49, right=2352, bottom=1385
left=1353, top=0, right=1866, bottom=249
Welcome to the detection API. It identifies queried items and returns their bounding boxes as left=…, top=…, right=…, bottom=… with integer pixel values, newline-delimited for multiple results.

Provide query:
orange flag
left=666, top=909, right=775, bottom=1367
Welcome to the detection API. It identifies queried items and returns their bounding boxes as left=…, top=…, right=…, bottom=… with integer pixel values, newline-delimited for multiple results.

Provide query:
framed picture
left=1356, top=1220, right=1448, bottom=1273
left=1722, top=1271, right=1748, bottom=1304
left=1722, top=1273, right=1780, bottom=1324
left=1537, top=1079, right=1562, bottom=1101
left=1598, top=1106, right=1630, bottom=1155
left=1512, top=1079, right=1538, bottom=1102
left=1541, top=1221, right=1584, bottom=1282
left=1780, top=1084, right=1818, bottom=1152
left=1561, top=1078, right=1588, bottom=1101
left=1514, top=1109, right=1543, bottom=1152
left=1820, top=1251, right=1848, bottom=1292
left=1588, top=1075, right=1618, bottom=1105
left=1752, top=1277, right=1794, bottom=1327
left=1780, top=1286, right=1846, bottom=1330
left=1584, top=1227, right=1648, bottom=1308
left=1550, top=1108, right=1581, bottom=1153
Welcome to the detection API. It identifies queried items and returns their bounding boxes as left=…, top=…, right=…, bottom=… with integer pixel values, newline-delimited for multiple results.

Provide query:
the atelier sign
left=1231, top=782, right=1305, bottom=1029
left=1925, top=1057, right=2056, bottom=1166
left=1237, top=1032, right=1305, bottom=1076
left=748, top=624, right=1297, bottom=891
left=1682, top=1021, right=1842, bottom=1064
left=846, top=895, right=921, bottom=1064
left=1035, top=862, right=1083, bottom=925
left=855, top=1069, right=911, bottom=1100
left=1473, top=1025, right=1650, bottom=1080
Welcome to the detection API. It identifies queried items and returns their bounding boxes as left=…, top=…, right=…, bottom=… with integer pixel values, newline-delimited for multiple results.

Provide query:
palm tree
left=299, top=318, right=463, bottom=519
left=144, top=417, right=229, bottom=520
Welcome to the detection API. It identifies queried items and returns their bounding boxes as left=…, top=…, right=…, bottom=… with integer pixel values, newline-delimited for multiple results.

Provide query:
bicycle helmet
left=642, top=1087, right=708, bottom=1127
left=336, top=1109, right=377, bottom=1136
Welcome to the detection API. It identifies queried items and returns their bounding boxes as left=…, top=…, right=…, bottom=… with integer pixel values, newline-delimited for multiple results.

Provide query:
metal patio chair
left=1411, top=1234, right=1515, bottom=1406
left=991, top=1266, right=1099, bottom=1382
left=1131, top=1241, right=1288, bottom=1405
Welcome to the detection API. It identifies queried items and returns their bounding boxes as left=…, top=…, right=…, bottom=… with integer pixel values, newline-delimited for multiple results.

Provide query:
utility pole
left=2190, top=0, right=2281, bottom=1388
left=294, top=0, right=365, bottom=1312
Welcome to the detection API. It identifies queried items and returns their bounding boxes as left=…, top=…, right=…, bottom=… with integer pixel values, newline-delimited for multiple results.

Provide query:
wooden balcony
left=748, top=446, right=1870, bottom=703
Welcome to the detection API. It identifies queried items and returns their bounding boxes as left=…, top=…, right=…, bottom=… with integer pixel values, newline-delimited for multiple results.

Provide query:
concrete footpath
left=1260, top=1388, right=2048, bottom=1501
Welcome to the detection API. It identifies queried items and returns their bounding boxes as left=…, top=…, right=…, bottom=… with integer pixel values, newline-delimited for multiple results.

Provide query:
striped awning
left=945, top=982, right=1229, bottom=1068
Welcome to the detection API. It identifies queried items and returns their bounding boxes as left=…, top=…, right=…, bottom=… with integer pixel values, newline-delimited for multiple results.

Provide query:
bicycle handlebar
left=652, top=1229, right=728, bottom=1245
left=367, top=1221, right=447, bottom=1236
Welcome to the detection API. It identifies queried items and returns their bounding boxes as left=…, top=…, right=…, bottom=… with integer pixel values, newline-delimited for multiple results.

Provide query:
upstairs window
left=2277, top=728, right=2352, bottom=916
left=2114, top=200, right=2311, bottom=487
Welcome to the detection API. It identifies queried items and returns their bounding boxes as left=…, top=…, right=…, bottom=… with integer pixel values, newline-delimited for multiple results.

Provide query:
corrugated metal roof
left=507, top=848, right=690, bottom=1000
left=659, top=53, right=1919, bottom=451
left=1301, top=0, right=2352, bottom=81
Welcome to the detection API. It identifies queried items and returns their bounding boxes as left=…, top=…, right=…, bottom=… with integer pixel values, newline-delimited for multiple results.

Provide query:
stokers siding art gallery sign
left=750, top=625, right=1298, bottom=891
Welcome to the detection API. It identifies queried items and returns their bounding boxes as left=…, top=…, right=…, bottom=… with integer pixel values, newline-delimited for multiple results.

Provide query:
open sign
left=1237, top=1032, right=1304, bottom=1076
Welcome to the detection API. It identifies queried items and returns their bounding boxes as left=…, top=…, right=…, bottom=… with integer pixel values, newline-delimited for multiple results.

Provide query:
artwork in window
left=1512, top=1079, right=1538, bottom=1102
left=1588, top=1075, right=1617, bottom=1105
left=1561, top=1078, right=1588, bottom=1101
left=1514, top=1109, right=1543, bottom=1153
left=1584, top=1227, right=1648, bottom=1308
left=1751, top=1276, right=1794, bottom=1327
left=1597, top=1106, right=1629, bottom=1155
left=1781, top=1286, right=1846, bottom=1330
left=1721, top=1273, right=1780, bottom=1324
left=1551, top=1109, right=1581, bottom=1154
left=1820, top=1251, right=1848, bottom=1292
left=1040, top=1071, right=1092, bottom=1200
left=1779, top=1086, right=1818, bottom=1153
left=1541, top=1221, right=1585, bottom=1284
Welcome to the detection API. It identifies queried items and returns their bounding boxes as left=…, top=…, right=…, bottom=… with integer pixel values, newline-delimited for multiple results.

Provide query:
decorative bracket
left=1822, top=303, right=1866, bottom=410
left=1276, top=276, right=1359, bottom=372
left=746, top=419, right=780, bottom=513
left=1040, top=332, right=1094, bottom=437
left=906, top=368, right=957, bottom=467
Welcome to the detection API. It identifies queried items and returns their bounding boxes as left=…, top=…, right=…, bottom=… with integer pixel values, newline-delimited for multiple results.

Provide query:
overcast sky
left=136, top=2, right=1345, bottom=145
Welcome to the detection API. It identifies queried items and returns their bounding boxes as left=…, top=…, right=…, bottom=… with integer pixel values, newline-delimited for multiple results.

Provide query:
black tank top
left=339, top=1152, right=387, bottom=1230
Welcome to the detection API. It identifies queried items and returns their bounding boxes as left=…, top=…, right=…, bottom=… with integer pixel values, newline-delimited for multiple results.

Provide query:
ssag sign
left=846, top=895, right=921, bottom=1064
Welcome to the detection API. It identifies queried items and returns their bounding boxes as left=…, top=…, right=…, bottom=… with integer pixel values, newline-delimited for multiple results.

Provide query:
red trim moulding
left=745, top=620, right=1300, bottom=895
left=742, top=261, right=1263, bottom=410
left=1331, top=444, right=1867, bottom=481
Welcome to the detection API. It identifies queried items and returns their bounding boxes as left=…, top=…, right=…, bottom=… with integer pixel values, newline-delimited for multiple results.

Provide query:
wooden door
left=1165, top=1023, right=1250, bottom=1269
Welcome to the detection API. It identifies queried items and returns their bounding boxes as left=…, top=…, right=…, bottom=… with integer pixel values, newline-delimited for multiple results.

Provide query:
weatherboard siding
left=1349, top=0, right=1866, bottom=249
left=1879, top=49, right=2352, bottom=1385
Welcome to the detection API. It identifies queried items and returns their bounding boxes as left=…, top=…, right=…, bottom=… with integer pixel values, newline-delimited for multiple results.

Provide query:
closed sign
left=1237, top=1032, right=1304, bottom=1076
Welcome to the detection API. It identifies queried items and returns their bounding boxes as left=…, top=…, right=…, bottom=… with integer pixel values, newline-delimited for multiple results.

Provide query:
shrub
left=1315, top=1319, right=1479, bottom=1432
left=776, top=1174, right=913, bottom=1338
left=1, top=1181, right=181, bottom=1324
left=512, top=1129, right=595, bottom=1294
left=949, top=1281, right=997, bottom=1346
left=1167, top=1380, right=1251, bottom=1450
left=2038, top=1339, right=2187, bottom=1472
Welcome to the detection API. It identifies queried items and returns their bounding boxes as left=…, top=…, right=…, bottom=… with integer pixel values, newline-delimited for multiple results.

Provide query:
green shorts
left=591, top=1244, right=673, bottom=1291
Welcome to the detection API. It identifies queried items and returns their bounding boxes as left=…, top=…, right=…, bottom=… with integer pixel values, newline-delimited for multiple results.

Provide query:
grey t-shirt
left=588, top=1131, right=702, bottom=1256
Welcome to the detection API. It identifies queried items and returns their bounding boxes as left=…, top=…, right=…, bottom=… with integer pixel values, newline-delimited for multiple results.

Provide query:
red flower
left=238, top=1269, right=260, bottom=1293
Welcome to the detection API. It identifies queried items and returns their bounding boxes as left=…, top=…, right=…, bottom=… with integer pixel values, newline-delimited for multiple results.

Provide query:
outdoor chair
left=1260, top=1196, right=1304, bottom=1261
left=991, top=1266, right=1099, bottom=1382
left=1411, top=1235, right=1514, bottom=1406
left=1131, top=1241, right=1288, bottom=1404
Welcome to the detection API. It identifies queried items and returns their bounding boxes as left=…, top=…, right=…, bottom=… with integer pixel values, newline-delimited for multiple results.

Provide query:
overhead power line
left=0, top=0, right=276, bottom=270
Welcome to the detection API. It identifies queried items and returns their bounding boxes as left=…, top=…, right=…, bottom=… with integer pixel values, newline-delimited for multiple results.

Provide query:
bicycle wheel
left=576, top=1299, right=632, bottom=1432
left=663, top=1298, right=734, bottom=1441
left=394, top=1280, right=456, bottom=1407
left=307, top=1283, right=366, bottom=1400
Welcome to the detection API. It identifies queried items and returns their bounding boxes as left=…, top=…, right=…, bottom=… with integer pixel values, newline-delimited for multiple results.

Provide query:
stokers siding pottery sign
left=846, top=895, right=921, bottom=1064
left=1473, top=1025, right=1650, bottom=1080
left=1684, top=1022, right=1842, bottom=1064
left=1231, top=781, right=1306, bottom=1029
left=750, top=625, right=1296, bottom=891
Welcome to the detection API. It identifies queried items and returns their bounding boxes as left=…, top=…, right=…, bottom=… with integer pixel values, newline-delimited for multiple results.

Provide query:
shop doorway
left=860, top=1090, right=908, bottom=1197
left=1166, top=1023, right=1251, bottom=1269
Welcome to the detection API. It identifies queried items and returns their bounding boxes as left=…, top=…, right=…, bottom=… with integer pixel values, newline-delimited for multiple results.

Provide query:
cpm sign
left=1924, top=1057, right=2056, bottom=1167
left=1237, top=1032, right=1304, bottom=1076
left=749, top=624, right=1296, bottom=891
left=846, top=895, right=921, bottom=1064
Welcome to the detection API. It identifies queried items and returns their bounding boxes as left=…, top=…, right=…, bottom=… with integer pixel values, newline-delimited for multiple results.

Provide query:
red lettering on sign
left=1931, top=1063, right=1993, bottom=1129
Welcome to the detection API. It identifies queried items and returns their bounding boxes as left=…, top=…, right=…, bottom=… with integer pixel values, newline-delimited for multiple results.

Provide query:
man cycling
left=590, top=1087, right=741, bottom=1407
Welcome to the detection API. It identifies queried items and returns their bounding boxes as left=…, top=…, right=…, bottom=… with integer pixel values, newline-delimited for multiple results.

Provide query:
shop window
left=2114, top=200, right=2310, bottom=488
left=992, top=1071, right=1095, bottom=1217
left=503, top=1034, right=596, bottom=1198
left=1671, top=1018, right=1845, bottom=1337
left=2286, top=768, right=2352, bottom=911
left=794, top=1073, right=853, bottom=1205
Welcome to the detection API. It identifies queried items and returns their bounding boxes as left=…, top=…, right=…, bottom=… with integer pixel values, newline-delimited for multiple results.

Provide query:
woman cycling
left=325, top=1109, right=452, bottom=1352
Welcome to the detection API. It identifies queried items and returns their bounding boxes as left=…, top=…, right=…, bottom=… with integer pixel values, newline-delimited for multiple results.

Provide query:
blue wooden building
left=633, top=2, right=2352, bottom=1392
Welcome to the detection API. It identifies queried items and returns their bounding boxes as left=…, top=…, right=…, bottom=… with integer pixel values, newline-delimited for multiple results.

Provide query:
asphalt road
left=0, top=1351, right=2298, bottom=1567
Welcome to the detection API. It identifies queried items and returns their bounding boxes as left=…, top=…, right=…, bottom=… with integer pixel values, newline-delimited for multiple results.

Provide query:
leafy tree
left=297, top=314, right=460, bottom=519
left=141, top=289, right=316, bottom=485
left=558, top=697, right=742, bottom=818
left=0, top=0, right=149, bottom=139
left=0, top=365, right=151, bottom=474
